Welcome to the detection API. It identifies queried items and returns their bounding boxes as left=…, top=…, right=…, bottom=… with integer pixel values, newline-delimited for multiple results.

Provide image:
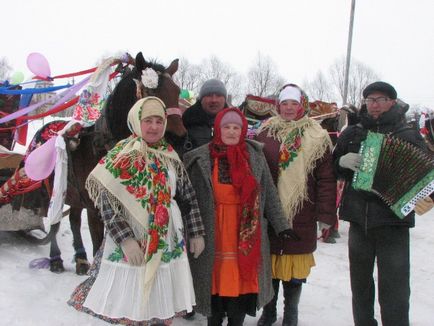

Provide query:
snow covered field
left=1, top=210, right=433, bottom=325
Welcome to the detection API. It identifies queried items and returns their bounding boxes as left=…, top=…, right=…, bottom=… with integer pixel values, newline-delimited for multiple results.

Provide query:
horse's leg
left=69, top=206, right=90, bottom=275
left=87, top=206, right=104, bottom=257
left=48, top=223, right=65, bottom=273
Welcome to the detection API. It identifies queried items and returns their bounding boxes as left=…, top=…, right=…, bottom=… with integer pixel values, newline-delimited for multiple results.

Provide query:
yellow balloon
left=11, top=71, right=25, bottom=84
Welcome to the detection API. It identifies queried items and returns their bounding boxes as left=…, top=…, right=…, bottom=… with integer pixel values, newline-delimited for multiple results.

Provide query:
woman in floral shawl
left=68, top=97, right=205, bottom=325
left=184, top=108, right=295, bottom=326
left=255, top=84, right=337, bottom=326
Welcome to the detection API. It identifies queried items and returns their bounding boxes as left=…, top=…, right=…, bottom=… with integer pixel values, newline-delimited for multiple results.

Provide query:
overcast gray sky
left=3, top=0, right=434, bottom=108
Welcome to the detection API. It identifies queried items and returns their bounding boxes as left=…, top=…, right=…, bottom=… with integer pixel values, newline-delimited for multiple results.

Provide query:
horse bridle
left=133, top=72, right=182, bottom=117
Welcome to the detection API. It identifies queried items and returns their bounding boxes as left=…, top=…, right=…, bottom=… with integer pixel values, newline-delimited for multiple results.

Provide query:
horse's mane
left=105, top=53, right=167, bottom=142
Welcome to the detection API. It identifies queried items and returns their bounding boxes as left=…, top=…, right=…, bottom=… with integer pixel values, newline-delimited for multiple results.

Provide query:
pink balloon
left=25, top=137, right=57, bottom=181
left=26, top=52, right=51, bottom=78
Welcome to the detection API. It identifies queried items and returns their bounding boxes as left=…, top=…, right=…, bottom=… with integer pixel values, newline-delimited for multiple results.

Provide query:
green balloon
left=10, top=71, right=24, bottom=84
left=180, top=89, right=189, bottom=99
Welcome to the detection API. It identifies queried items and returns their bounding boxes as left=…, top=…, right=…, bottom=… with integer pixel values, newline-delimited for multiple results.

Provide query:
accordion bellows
left=352, top=132, right=434, bottom=219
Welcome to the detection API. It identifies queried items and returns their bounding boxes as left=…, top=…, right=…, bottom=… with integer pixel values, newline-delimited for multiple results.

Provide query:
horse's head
left=106, top=52, right=185, bottom=141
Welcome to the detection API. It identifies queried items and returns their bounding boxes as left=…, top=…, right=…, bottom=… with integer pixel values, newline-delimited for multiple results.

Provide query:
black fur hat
left=363, top=81, right=397, bottom=100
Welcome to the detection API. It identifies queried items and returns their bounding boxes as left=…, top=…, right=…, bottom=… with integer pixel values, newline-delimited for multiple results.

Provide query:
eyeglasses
left=364, top=97, right=390, bottom=105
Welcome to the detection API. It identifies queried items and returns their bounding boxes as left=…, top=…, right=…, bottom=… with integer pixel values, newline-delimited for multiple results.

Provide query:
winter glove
left=189, top=236, right=205, bottom=258
left=339, top=152, right=362, bottom=172
left=414, top=196, right=434, bottom=216
left=279, top=229, right=301, bottom=241
left=121, top=238, right=144, bottom=266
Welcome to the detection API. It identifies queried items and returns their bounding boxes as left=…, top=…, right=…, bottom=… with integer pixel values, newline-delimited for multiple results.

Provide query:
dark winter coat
left=256, top=132, right=337, bottom=255
left=183, top=139, right=290, bottom=317
left=182, top=101, right=218, bottom=152
left=333, top=101, right=427, bottom=229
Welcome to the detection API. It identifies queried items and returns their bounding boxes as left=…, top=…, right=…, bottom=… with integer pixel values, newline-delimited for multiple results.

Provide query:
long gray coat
left=183, top=139, right=289, bottom=317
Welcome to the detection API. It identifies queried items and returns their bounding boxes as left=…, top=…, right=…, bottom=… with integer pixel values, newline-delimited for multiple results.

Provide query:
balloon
left=24, top=137, right=57, bottom=181
left=26, top=52, right=51, bottom=78
left=10, top=71, right=24, bottom=84
left=180, top=89, right=189, bottom=99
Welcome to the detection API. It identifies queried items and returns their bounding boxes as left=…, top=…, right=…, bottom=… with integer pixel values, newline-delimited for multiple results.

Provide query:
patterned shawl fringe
left=85, top=175, right=147, bottom=240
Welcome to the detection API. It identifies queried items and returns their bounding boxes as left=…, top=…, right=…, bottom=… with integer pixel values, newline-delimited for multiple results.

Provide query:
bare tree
left=303, top=71, right=337, bottom=103
left=247, top=52, right=284, bottom=97
left=198, top=56, right=237, bottom=85
left=195, top=56, right=242, bottom=106
left=173, top=57, right=202, bottom=95
left=330, top=57, right=380, bottom=107
left=0, top=57, right=12, bottom=81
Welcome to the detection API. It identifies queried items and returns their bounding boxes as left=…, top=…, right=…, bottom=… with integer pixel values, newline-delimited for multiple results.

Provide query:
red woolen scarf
left=209, top=108, right=261, bottom=280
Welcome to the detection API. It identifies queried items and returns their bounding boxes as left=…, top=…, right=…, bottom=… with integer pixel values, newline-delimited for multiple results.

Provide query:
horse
left=47, top=52, right=184, bottom=272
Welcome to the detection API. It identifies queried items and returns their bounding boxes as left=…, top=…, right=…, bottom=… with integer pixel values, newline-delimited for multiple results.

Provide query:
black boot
left=282, top=281, right=302, bottom=326
left=228, top=313, right=246, bottom=326
left=257, top=279, right=280, bottom=326
left=207, top=312, right=224, bottom=326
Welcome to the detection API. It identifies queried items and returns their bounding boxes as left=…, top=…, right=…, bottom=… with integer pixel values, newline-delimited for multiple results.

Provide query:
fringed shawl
left=259, top=115, right=332, bottom=226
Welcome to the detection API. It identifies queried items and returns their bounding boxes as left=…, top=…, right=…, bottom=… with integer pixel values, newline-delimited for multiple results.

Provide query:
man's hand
left=189, top=236, right=205, bottom=258
left=414, top=196, right=434, bottom=216
left=339, top=152, right=362, bottom=172
left=121, top=238, right=144, bottom=266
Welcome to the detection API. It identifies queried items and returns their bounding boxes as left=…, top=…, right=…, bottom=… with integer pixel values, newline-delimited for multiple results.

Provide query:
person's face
left=279, top=100, right=302, bottom=121
left=140, top=116, right=165, bottom=144
left=220, top=123, right=242, bottom=145
left=201, top=93, right=226, bottom=116
left=364, top=91, right=396, bottom=120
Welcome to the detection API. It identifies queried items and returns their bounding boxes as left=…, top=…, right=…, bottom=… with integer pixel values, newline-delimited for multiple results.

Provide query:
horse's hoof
left=50, top=259, right=65, bottom=273
left=75, top=258, right=90, bottom=275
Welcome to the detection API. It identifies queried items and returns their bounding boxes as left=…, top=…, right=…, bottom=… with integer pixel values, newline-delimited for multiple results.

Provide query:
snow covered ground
left=1, top=210, right=433, bottom=325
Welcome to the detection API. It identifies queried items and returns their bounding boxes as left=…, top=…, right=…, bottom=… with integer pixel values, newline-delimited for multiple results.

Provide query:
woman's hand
left=189, top=236, right=205, bottom=258
left=121, top=238, right=144, bottom=266
left=279, top=229, right=301, bottom=241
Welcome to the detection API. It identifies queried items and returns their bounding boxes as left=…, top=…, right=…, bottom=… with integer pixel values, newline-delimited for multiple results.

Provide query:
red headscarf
left=209, top=107, right=261, bottom=279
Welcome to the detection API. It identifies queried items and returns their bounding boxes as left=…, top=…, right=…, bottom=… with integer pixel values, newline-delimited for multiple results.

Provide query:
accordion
left=352, top=131, right=434, bottom=219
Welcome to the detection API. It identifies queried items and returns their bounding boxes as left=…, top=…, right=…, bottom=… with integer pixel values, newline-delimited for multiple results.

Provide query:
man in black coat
left=333, top=81, right=433, bottom=326
left=182, top=79, right=228, bottom=154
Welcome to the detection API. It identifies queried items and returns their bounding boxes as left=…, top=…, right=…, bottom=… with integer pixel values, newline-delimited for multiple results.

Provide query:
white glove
left=339, top=152, right=362, bottom=172
left=189, top=236, right=205, bottom=258
left=414, top=196, right=434, bottom=216
left=121, top=238, right=144, bottom=266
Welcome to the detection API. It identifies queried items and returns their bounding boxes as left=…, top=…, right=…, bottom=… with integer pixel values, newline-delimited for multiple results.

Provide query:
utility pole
left=343, top=0, right=356, bottom=105
left=339, top=0, right=356, bottom=131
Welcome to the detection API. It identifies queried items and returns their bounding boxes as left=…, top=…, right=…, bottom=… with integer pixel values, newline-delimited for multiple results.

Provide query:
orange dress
left=211, top=160, right=258, bottom=296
